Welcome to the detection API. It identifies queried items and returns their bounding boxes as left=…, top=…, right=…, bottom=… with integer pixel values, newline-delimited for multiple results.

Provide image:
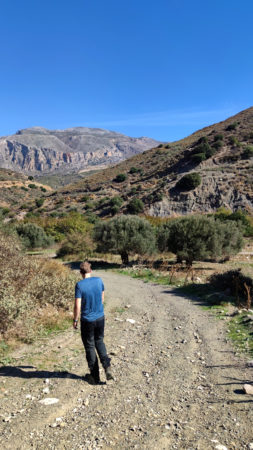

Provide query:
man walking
left=73, top=261, right=113, bottom=384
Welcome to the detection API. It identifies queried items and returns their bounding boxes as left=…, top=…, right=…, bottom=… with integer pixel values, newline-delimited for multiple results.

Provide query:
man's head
left=80, top=261, right=92, bottom=276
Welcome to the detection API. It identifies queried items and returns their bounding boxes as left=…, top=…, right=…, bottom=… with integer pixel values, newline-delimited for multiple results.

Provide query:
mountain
left=0, top=127, right=160, bottom=174
left=45, top=107, right=253, bottom=216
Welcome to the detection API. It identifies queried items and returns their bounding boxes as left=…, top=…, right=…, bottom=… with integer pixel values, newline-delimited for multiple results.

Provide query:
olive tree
left=93, top=215, right=156, bottom=264
left=157, top=215, right=243, bottom=265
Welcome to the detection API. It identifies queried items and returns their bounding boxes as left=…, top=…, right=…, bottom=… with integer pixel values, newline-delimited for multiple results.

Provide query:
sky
left=0, top=0, right=253, bottom=142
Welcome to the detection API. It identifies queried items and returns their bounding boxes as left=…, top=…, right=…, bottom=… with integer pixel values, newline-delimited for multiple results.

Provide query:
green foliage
left=129, top=167, right=139, bottom=174
left=214, top=134, right=224, bottom=141
left=226, top=122, right=238, bottom=131
left=191, top=153, right=206, bottom=163
left=110, top=196, right=123, bottom=207
left=16, top=223, right=54, bottom=249
left=229, top=135, right=241, bottom=147
left=93, top=215, right=156, bottom=264
left=114, top=173, right=127, bottom=182
left=35, top=198, right=45, bottom=208
left=0, top=230, right=77, bottom=341
left=157, top=144, right=163, bottom=148
left=212, top=140, right=223, bottom=150
left=0, top=207, right=10, bottom=216
left=40, top=186, right=47, bottom=192
left=157, top=215, right=243, bottom=265
left=28, top=176, right=34, bottom=181
left=198, top=136, right=208, bottom=144
left=214, top=209, right=253, bottom=237
left=242, top=145, right=253, bottom=159
left=80, top=195, right=89, bottom=202
left=208, top=269, right=253, bottom=306
left=21, top=186, right=29, bottom=191
left=56, top=232, right=94, bottom=258
left=176, top=173, right=201, bottom=191
left=127, top=197, right=144, bottom=214
left=28, top=183, right=37, bottom=189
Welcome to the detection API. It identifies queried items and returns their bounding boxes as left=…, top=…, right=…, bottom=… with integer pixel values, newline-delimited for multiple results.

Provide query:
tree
left=114, top=173, right=127, bottom=182
left=157, top=215, right=243, bottom=265
left=127, top=198, right=144, bottom=214
left=93, top=215, right=156, bottom=264
left=56, top=232, right=94, bottom=258
left=16, top=223, right=54, bottom=249
left=176, top=173, right=201, bottom=191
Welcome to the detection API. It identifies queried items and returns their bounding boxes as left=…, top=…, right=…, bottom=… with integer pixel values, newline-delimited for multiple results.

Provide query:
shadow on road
left=0, top=365, right=82, bottom=380
left=65, top=260, right=122, bottom=271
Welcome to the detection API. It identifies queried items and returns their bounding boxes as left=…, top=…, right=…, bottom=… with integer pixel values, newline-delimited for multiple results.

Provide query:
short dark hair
left=80, top=261, right=91, bottom=274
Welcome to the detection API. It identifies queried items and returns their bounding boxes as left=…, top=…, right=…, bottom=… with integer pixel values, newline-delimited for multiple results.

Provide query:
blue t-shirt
left=75, top=277, right=104, bottom=322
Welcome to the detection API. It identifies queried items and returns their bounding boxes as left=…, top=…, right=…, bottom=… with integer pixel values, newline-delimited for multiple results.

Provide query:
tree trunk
left=120, top=251, right=129, bottom=265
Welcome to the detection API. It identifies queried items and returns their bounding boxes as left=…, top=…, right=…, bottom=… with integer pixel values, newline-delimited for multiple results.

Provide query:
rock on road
left=0, top=270, right=252, bottom=449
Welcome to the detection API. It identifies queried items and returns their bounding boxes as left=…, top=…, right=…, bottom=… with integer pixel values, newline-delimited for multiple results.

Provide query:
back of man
left=75, top=277, right=104, bottom=322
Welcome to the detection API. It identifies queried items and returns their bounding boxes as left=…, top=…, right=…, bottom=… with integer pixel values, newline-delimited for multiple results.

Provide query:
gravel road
left=0, top=270, right=252, bottom=449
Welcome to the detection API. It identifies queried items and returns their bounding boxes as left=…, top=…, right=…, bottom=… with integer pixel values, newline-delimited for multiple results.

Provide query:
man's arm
left=102, top=291, right=104, bottom=304
left=73, top=298, right=81, bottom=329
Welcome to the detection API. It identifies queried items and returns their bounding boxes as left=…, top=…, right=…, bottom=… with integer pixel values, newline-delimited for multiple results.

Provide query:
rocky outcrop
left=0, top=127, right=160, bottom=174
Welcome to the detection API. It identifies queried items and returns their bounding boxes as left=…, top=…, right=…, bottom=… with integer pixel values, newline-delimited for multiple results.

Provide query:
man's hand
left=73, top=319, right=78, bottom=330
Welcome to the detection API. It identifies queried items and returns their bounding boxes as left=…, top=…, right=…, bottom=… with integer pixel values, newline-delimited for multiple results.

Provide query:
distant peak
left=16, top=127, right=50, bottom=135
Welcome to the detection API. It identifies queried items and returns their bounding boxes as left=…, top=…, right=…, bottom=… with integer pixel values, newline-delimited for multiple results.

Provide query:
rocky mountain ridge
left=0, top=127, right=160, bottom=174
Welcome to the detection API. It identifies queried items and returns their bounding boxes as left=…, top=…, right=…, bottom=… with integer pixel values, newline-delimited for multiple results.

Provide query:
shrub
left=176, top=173, right=201, bottom=191
left=208, top=269, right=253, bottom=307
left=157, top=144, right=163, bottom=148
left=212, top=140, right=223, bottom=150
left=110, top=196, right=123, bottom=207
left=129, top=167, right=139, bottom=174
left=114, top=173, right=127, bottom=183
left=198, top=136, right=208, bottom=144
left=28, top=183, right=37, bottom=189
left=80, top=195, right=89, bottom=202
left=226, top=122, right=238, bottom=131
left=0, top=230, right=77, bottom=342
left=40, top=187, right=47, bottom=192
left=35, top=198, right=45, bottom=208
left=93, top=215, right=156, bottom=264
left=21, top=186, right=28, bottom=191
left=191, top=153, right=206, bottom=164
left=214, top=209, right=253, bottom=237
left=242, top=145, right=253, bottom=159
left=157, top=215, right=243, bottom=265
left=214, top=134, right=224, bottom=141
left=127, top=198, right=144, bottom=214
left=56, top=232, right=94, bottom=258
left=16, top=223, right=54, bottom=249
left=28, top=176, right=34, bottom=181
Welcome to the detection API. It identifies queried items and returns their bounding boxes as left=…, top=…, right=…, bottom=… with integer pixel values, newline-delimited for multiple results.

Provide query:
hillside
left=0, top=127, right=160, bottom=175
left=39, top=107, right=252, bottom=217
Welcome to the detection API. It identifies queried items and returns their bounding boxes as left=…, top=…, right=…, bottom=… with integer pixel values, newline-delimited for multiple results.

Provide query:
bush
left=129, top=167, right=139, bottom=174
left=110, top=196, right=123, bottom=207
left=40, top=187, right=47, bottom=192
left=176, top=173, right=201, bottom=191
left=16, top=223, right=54, bottom=249
left=212, top=140, right=223, bottom=150
left=242, top=145, right=253, bottom=159
left=127, top=198, right=144, bottom=214
left=0, top=230, right=77, bottom=342
left=114, top=173, right=127, bottom=183
left=191, top=153, right=206, bottom=164
left=28, top=176, right=34, bottom=181
left=93, top=215, right=156, bottom=264
left=197, top=136, right=208, bottom=144
left=35, top=198, right=45, bottom=208
left=157, top=215, right=243, bottom=265
left=28, top=184, right=37, bottom=189
left=226, top=122, right=238, bottom=131
left=56, top=232, right=94, bottom=259
left=214, top=209, right=253, bottom=237
left=208, top=269, right=253, bottom=307
left=214, top=134, right=224, bottom=141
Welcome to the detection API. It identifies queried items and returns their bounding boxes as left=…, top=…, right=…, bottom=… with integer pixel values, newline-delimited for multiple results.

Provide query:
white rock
left=246, top=360, right=253, bottom=367
left=126, top=319, right=136, bottom=324
left=39, top=398, right=59, bottom=405
left=125, top=304, right=131, bottom=308
left=248, top=443, right=253, bottom=450
left=43, top=387, right=50, bottom=394
left=44, top=378, right=50, bottom=384
left=215, top=445, right=228, bottom=450
left=243, top=384, right=253, bottom=395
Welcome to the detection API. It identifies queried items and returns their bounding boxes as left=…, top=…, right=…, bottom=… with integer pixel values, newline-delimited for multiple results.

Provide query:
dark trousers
left=81, top=316, right=110, bottom=381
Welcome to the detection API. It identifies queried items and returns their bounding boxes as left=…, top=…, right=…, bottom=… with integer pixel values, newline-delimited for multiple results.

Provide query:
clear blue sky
left=0, top=0, right=252, bottom=141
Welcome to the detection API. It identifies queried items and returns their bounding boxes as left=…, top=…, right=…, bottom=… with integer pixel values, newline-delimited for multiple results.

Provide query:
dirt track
left=0, top=270, right=252, bottom=449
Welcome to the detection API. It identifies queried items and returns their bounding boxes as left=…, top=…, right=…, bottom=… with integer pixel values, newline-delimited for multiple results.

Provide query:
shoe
left=83, top=374, right=100, bottom=385
left=105, top=367, right=114, bottom=381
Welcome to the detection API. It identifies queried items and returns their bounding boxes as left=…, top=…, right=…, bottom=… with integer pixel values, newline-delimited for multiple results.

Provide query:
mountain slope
left=44, top=107, right=253, bottom=216
left=0, top=127, right=160, bottom=174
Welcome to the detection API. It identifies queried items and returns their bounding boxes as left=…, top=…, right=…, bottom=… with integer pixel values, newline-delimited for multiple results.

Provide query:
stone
left=215, top=445, right=228, bottom=450
left=126, top=319, right=136, bottom=324
left=39, top=398, right=59, bottom=405
left=243, top=384, right=253, bottom=395
left=42, top=387, right=50, bottom=394
left=246, top=360, right=253, bottom=367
